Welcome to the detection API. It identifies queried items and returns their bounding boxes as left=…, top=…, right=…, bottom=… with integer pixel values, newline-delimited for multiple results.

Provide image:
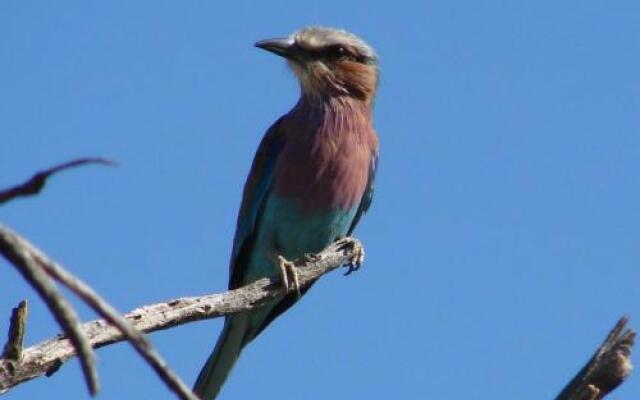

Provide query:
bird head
left=255, top=27, right=379, bottom=103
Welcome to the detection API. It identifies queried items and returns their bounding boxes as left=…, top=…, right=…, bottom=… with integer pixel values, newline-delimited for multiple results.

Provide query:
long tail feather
left=193, top=316, right=248, bottom=400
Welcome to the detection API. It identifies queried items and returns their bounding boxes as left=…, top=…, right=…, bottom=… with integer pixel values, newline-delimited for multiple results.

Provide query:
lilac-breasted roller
left=194, top=27, right=379, bottom=399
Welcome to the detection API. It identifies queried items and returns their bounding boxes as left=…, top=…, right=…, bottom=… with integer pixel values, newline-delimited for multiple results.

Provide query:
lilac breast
left=274, top=98, right=377, bottom=213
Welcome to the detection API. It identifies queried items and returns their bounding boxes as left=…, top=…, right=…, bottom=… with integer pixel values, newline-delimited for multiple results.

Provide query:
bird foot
left=338, top=239, right=365, bottom=276
left=278, top=255, right=301, bottom=298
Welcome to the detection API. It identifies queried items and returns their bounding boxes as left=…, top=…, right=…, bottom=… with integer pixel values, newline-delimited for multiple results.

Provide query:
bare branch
left=0, top=226, right=199, bottom=400
left=0, top=158, right=115, bottom=205
left=0, top=231, right=362, bottom=396
left=2, top=301, right=28, bottom=361
left=0, top=228, right=99, bottom=395
left=555, top=317, right=635, bottom=400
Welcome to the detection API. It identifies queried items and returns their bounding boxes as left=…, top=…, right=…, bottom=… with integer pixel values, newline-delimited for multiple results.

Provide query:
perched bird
left=193, top=26, right=379, bottom=399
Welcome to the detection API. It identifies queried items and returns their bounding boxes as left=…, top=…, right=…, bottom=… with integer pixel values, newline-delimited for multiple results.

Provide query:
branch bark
left=0, top=225, right=199, bottom=400
left=0, top=234, right=363, bottom=396
left=555, top=317, right=635, bottom=400
left=1, top=301, right=28, bottom=361
left=0, top=227, right=99, bottom=395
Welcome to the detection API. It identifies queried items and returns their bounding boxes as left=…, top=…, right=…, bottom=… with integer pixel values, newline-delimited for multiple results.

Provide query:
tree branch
left=555, top=317, right=635, bottom=400
left=2, top=301, right=28, bottom=361
left=0, top=227, right=99, bottom=395
left=0, top=158, right=115, bottom=205
left=0, top=229, right=363, bottom=396
left=0, top=225, right=199, bottom=400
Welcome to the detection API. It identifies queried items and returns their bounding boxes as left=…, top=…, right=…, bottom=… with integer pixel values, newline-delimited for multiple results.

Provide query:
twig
left=555, top=317, right=635, bottom=400
left=0, top=228, right=99, bottom=395
left=0, top=228, right=362, bottom=396
left=2, top=301, right=28, bottom=361
left=0, top=226, right=199, bottom=400
left=0, top=157, right=115, bottom=205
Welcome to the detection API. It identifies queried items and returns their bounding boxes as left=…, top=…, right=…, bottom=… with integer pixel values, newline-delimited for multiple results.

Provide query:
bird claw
left=278, top=255, right=301, bottom=298
left=343, top=241, right=365, bottom=276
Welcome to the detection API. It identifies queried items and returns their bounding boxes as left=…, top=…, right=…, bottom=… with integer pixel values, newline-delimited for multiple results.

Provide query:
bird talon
left=344, top=243, right=365, bottom=276
left=278, top=255, right=301, bottom=298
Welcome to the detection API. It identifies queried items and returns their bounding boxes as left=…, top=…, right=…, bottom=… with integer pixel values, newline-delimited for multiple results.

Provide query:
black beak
left=254, top=37, right=300, bottom=60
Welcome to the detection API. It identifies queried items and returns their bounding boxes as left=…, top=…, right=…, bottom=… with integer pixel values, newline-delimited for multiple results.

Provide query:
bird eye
left=326, top=45, right=355, bottom=61
left=316, top=44, right=361, bottom=62
left=333, top=46, right=351, bottom=59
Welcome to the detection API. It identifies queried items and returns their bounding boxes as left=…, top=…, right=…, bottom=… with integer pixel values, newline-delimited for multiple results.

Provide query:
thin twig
left=0, top=157, right=116, bottom=205
left=0, top=226, right=362, bottom=397
left=2, top=301, right=28, bottom=361
left=0, top=228, right=99, bottom=395
left=555, top=317, right=635, bottom=400
left=0, top=226, right=199, bottom=400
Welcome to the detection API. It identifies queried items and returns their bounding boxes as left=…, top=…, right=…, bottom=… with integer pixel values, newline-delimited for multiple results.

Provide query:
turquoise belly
left=243, top=195, right=357, bottom=284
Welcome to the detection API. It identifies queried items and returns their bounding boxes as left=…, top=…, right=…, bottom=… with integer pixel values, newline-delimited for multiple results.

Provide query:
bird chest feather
left=274, top=99, right=377, bottom=213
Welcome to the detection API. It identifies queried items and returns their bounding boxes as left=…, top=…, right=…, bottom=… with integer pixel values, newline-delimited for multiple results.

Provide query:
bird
left=193, top=26, right=380, bottom=399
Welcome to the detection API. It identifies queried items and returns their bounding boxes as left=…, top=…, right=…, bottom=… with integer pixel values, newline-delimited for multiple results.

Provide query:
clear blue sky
left=1, top=1, right=639, bottom=399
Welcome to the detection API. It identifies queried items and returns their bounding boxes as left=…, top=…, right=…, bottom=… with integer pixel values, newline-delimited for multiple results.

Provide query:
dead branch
left=0, top=229, right=362, bottom=396
left=0, top=225, right=199, bottom=400
left=555, top=317, right=635, bottom=400
left=0, top=227, right=99, bottom=395
left=0, top=158, right=115, bottom=205
left=2, top=301, right=28, bottom=361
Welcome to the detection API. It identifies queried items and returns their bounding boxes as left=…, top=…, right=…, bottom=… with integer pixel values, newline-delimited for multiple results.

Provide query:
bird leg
left=277, top=255, right=301, bottom=298
left=336, top=238, right=365, bottom=276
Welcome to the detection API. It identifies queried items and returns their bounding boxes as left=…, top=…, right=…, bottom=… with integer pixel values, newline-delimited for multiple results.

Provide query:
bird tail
left=193, top=316, right=248, bottom=400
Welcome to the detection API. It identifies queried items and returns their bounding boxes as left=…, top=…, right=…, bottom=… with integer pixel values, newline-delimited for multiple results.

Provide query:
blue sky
left=1, top=1, right=639, bottom=399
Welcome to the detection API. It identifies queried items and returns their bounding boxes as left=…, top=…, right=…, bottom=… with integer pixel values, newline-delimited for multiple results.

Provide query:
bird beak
left=255, top=37, right=300, bottom=60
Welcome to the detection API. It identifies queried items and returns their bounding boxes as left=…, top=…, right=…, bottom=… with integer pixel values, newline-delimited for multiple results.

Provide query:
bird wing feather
left=347, top=151, right=378, bottom=235
left=228, top=117, right=285, bottom=289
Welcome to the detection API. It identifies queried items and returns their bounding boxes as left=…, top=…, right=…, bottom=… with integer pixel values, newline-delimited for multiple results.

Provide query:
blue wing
left=348, top=152, right=378, bottom=235
left=228, top=117, right=285, bottom=289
